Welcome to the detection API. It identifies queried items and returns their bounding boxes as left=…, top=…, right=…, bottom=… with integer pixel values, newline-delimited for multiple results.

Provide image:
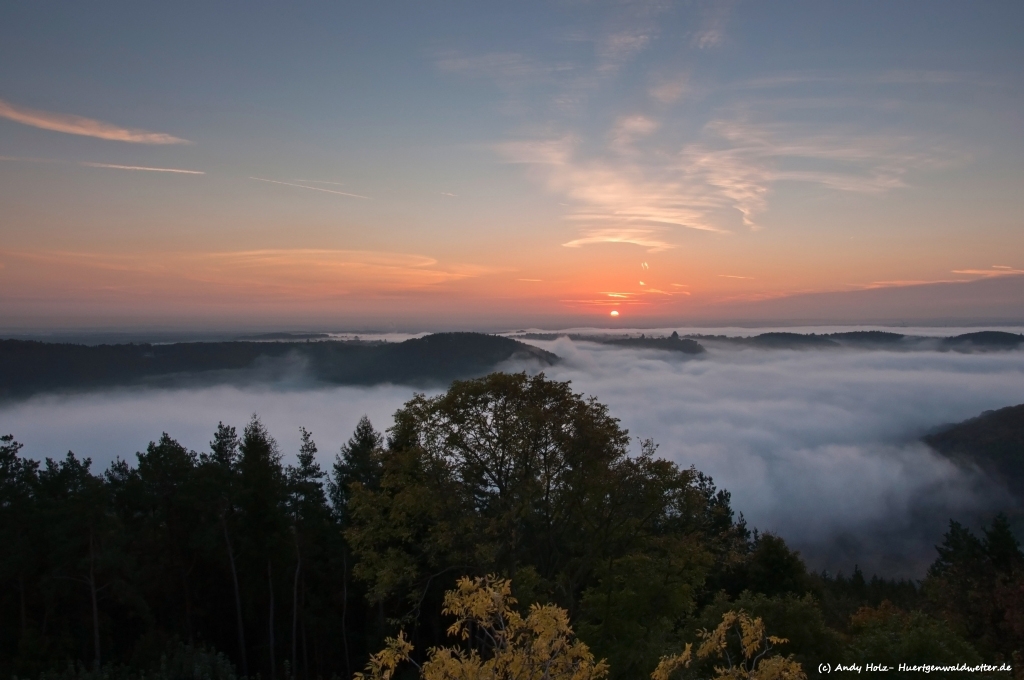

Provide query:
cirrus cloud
left=0, top=97, right=191, bottom=144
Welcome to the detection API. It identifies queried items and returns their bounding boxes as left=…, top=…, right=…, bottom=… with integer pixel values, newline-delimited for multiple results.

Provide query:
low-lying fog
left=3, top=329, right=1023, bottom=578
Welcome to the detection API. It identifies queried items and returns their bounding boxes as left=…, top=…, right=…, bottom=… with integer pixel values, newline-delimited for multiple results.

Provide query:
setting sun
left=610, top=310, right=619, bottom=317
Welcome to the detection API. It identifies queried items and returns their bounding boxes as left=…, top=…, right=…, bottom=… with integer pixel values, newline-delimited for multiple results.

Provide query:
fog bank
left=521, top=339, right=1024, bottom=576
left=3, top=337, right=1023, bottom=577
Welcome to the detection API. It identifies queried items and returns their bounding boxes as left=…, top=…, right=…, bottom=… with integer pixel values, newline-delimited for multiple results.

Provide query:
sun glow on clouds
left=0, top=97, right=190, bottom=144
left=497, top=114, right=952, bottom=251
left=0, top=249, right=495, bottom=303
left=951, top=266, right=1024, bottom=278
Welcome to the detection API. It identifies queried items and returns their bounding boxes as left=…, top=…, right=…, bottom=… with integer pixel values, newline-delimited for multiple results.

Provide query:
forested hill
left=513, top=329, right=1024, bottom=352
left=923, top=403, right=1024, bottom=497
left=0, top=332, right=557, bottom=399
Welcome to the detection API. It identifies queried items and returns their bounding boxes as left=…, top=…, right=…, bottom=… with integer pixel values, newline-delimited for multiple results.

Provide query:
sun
left=610, top=310, right=619, bottom=317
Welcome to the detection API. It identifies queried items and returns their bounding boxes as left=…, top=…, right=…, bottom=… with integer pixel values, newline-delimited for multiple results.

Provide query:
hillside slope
left=923, top=403, right=1024, bottom=495
left=0, top=332, right=557, bottom=399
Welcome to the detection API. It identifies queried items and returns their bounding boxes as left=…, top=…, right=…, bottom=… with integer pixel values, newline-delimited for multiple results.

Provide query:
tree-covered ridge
left=923, top=403, right=1024, bottom=500
left=513, top=330, right=1024, bottom=352
left=0, top=333, right=556, bottom=400
left=0, top=373, right=1021, bottom=680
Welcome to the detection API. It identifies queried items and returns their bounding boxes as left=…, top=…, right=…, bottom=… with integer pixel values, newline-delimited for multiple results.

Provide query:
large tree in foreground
left=345, top=373, right=746, bottom=675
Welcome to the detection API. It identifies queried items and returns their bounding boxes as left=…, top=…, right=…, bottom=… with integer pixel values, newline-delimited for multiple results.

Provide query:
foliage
left=712, top=533, right=811, bottom=601
left=21, top=640, right=237, bottom=680
left=923, top=515, right=1024, bottom=661
left=812, top=566, right=921, bottom=633
left=356, top=575, right=608, bottom=680
left=683, top=592, right=842, bottom=675
left=845, top=601, right=981, bottom=676
left=651, top=610, right=805, bottom=680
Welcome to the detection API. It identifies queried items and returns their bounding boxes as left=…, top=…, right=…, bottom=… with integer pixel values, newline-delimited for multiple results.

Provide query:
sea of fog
left=3, top=326, right=1024, bottom=577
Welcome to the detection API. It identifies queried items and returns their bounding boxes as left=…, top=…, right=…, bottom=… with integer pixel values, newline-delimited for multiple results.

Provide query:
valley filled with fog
left=3, top=327, right=1023, bottom=578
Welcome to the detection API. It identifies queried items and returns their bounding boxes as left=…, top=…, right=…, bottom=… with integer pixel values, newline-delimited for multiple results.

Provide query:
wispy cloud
left=562, top=228, right=676, bottom=251
left=496, top=136, right=722, bottom=250
left=649, top=76, right=688, bottom=103
left=677, top=119, right=959, bottom=229
left=81, top=162, right=204, bottom=174
left=848, top=266, right=1023, bottom=291
left=610, top=115, right=659, bottom=153
left=0, top=97, right=191, bottom=144
left=2, top=155, right=203, bottom=175
left=692, top=0, right=732, bottom=49
left=718, top=274, right=752, bottom=279
left=435, top=51, right=572, bottom=84
left=250, top=177, right=370, bottom=199
left=1, top=248, right=495, bottom=300
left=951, top=266, right=1024, bottom=278
left=496, top=100, right=955, bottom=245
left=598, top=29, right=653, bottom=71
left=739, top=70, right=988, bottom=91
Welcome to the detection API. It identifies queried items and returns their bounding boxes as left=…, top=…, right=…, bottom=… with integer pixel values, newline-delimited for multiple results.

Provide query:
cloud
left=562, top=228, right=676, bottom=251
left=497, top=106, right=951, bottom=243
left=692, top=0, right=732, bottom=49
left=649, top=76, right=688, bottom=103
left=951, top=266, right=1024, bottom=278
left=81, top=162, right=204, bottom=174
left=496, top=136, right=724, bottom=246
left=250, top=177, right=370, bottom=199
left=739, top=70, right=988, bottom=91
left=610, top=114, right=659, bottom=152
left=599, top=29, right=652, bottom=68
left=2, top=156, right=203, bottom=174
left=0, top=248, right=496, bottom=302
left=853, top=267, right=1024, bottom=291
left=693, top=274, right=1024, bottom=324
left=0, top=97, right=191, bottom=144
left=677, top=119, right=958, bottom=229
left=0, top=384, right=421, bottom=486
left=435, top=51, right=573, bottom=84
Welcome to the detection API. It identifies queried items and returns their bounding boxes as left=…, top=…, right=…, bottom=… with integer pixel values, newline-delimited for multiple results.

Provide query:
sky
left=2, top=1, right=1023, bottom=330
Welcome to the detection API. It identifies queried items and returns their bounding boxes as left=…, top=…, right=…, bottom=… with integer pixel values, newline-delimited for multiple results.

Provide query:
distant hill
left=829, top=331, right=906, bottom=345
left=746, top=332, right=840, bottom=349
left=689, top=330, right=1023, bottom=352
left=940, top=331, right=1024, bottom=350
left=596, top=331, right=705, bottom=353
left=0, top=332, right=557, bottom=399
left=510, top=332, right=705, bottom=354
left=923, top=404, right=1024, bottom=497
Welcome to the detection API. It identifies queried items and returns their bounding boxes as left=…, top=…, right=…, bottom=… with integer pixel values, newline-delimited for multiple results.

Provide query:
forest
left=0, top=334, right=555, bottom=400
left=1, top=372, right=1021, bottom=680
